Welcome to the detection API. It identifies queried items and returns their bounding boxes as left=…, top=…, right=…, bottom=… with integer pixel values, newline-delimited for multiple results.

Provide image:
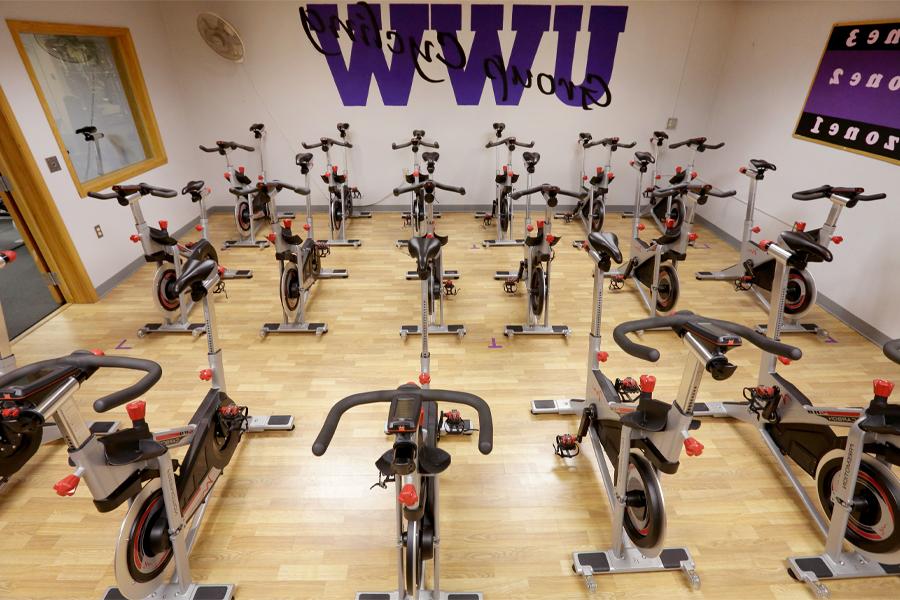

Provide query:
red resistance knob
left=158, top=220, right=168, bottom=230
left=238, top=166, right=245, bottom=174
left=874, top=379, right=894, bottom=399
left=596, top=166, right=604, bottom=174
left=526, top=224, right=534, bottom=232
left=537, top=219, right=545, bottom=228
left=675, top=166, right=683, bottom=174
left=665, top=218, right=676, bottom=229
left=794, top=221, right=807, bottom=232
left=831, top=236, right=844, bottom=245
left=608, top=173, right=615, bottom=182
left=283, top=219, right=292, bottom=229
left=266, top=233, right=276, bottom=243
left=195, top=224, right=204, bottom=232
left=126, top=400, right=146, bottom=422
left=637, top=223, right=646, bottom=231
left=751, top=226, right=761, bottom=234
left=690, top=171, right=698, bottom=180
left=129, top=234, right=141, bottom=243
left=91, top=349, right=105, bottom=356
left=629, top=160, right=635, bottom=167
left=597, top=351, right=609, bottom=363
left=413, top=170, right=420, bottom=178
left=688, top=232, right=698, bottom=242
left=739, top=167, right=747, bottom=174
left=640, top=374, right=656, bottom=394
left=426, top=233, right=434, bottom=239
left=332, top=165, right=338, bottom=174
left=777, top=356, right=791, bottom=365
left=398, top=483, right=419, bottom=507
left=303, top=223, right=310, bottom=231
left=223, top=172, right=231, bottom=181
left=199, top=369, right=214, bottom=381
left=546, top=234, right=556, bottom=243
left=655, top=174, right=661, bottom=180
left=684, top=437, right=704, bottom=457
left=419, top=372, right=431, bottom=385
left=53, top=474, right=81, bottom=497
left=582, top=175, right=588, bottom=181
left=758, top=239, right=773, bottom=250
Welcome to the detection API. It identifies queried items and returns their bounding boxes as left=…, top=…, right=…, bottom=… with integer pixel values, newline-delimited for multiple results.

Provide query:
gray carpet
left=1, top=221, right=62, bottom=339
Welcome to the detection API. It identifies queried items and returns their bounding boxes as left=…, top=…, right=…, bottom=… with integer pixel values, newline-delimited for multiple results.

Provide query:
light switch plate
left=666, top=117, right=678, bottom=130
left=46, top=156, right=61, bottom=172
left=94, top=225, right=103, bottom=239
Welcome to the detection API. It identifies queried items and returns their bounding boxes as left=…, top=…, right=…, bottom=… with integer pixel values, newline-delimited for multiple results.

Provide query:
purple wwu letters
left=299, top=2, right=628, bottom=109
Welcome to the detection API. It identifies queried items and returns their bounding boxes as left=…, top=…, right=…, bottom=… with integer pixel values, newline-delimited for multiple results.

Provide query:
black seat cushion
left=182, top=180, right=205, bottom=195
left=634, top=151, right=654, bottom=164
left=780, top=231, right=833, bottom=263
left=174, top=259, right=216, bottom=294
left=587, top=231, right=622, bottom=263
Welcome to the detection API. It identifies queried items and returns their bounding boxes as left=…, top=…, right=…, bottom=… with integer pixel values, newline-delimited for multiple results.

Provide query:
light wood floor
left=1, top=206, right=898, bottom=600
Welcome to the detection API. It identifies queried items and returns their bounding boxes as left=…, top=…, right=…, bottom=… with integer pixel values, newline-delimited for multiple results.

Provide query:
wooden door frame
left=0, top=85, right=97, bottom=303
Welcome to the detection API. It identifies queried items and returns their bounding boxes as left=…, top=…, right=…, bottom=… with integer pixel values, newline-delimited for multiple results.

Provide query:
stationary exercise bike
left=623, top=130, right=669, bottom=220
left=302, top=123, right=368, bottom=247
left=558, top=135, right=635, bottom=238
left=477, top=122, right=535, bottom=247
left=89, top=183, right=223, bottom=338
left=180, top=181, right=252, bottom=280
left=0, top=247, right=293, bottom=600
left=392, top=129, right=440, bottom=240
left=697, top=181, right=886, bottom=334
left=258, top=154, right=348, bottom=337
left=495, top=181, right=581, bottom=337
left=313, top=378, right=493, bottom=600
left=76, top=125, right=105, bottom=177
left=692, top=235, right=900, bottom=596
left=394, top=177, right=467, bottom=339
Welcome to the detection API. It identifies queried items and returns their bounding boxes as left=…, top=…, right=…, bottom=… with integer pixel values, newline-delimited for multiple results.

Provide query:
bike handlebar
left=312, top=388, right=493, bottom=456
left=884, top=340, right=900, bottom=365
left=669, top=137, right=725, bottom=151
left=486, top=137, right=535, bottom=149
left=199, top=141, right=254, bottom=153
left=585, top=137, right=637, bottom=149
left=302, top=137, right=352, bottom=149
left=0, top=353, right=162, bottom=414
left=510, top=184, right=585, bottom=203
left=88, top=183, right=177, bottom=201
left=392, top=138, right=439, bottom=150
left=792, top=185, right=886, bottom=203
left=612, top=311, right=803, bottom=363
left=263, top=180, right=310, bottom=195
left=393, top=181, right=465, bottom=196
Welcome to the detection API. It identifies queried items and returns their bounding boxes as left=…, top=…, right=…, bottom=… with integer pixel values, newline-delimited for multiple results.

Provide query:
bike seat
left=407, top=236, right=443, bottom=270
left=750, top=158, right=776, bottom=172
left=148, top=227, right=178, bottom=246
left=620, top=398, right=670, bottom=433
left=587, top=232, right=623, bottom=263
left=421, top=151, right=439, bottom=163
left=634, top=151, right=654, bottom=165
left=780, top=231, right=833, bottom=264
left=295, top=152, right=313, bottom=168
left=174, top=259, right=217, bottom=294
left=182, top=180, right=205, bottom=196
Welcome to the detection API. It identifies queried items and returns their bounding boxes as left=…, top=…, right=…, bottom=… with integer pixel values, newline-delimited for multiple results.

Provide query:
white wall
left=0, top=1, right=205, bottom=288
left=697, top=0, right=900, bottom=339
left=159, top=1, right=737, bottom=210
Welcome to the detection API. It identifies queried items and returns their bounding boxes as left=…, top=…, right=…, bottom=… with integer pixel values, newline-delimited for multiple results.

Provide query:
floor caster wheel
left=137, top=329, right=146, bottom=338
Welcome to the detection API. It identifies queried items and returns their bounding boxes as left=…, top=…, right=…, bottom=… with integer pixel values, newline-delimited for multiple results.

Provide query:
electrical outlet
left=45, top=156, right=61, bottom=172
left=666, top=117, right=678, bottom=130
left=94, top=225, right=103, bottom=239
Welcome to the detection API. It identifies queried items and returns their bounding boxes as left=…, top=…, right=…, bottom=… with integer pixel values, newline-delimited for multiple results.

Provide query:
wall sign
left=794, top=20, right=900, bottom=165
left=299, top=2, right=628, bottom=109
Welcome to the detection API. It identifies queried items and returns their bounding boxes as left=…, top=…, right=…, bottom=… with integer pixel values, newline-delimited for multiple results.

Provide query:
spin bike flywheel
left=0, top=412, right=43, bottom=478
left=499, top=194, right=511, bottom=233
left=816, top=450, right=900, bottom=562
left=622, top=452, right=667, bottom=553
left=235, top=199, right=251, bottom=233
left=529, top=266, right=547, bottom=318
left=280, top=263, right=302, bottom=319
left=591, top=203, right=605, bottom=233
left=330, top=197, right=343, bottom=230
left=655, top=264, right=680, bottom=313
left=152, top=266, right=180, bottom=316
left=784, top=268, right=816, bottom=317
left=404, top=403, right=438, bottom=595
left=344, top=186, right=354, bottom=218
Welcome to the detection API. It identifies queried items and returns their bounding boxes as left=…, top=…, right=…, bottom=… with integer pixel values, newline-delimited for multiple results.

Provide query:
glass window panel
left=19, top=33, right=147, bottom=181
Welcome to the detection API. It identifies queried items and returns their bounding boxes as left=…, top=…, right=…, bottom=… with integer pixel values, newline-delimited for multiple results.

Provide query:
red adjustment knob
left=831, top=236, right=844, bottom=244
left=158, top=220, right=168, bottom=230
left=1, top=407, right=20, bottom=419
left=597, top=351, right=609, bottom=363
left=666, top=218, right=676, bottom=229
left=509, top=170, right=515, bottom=177
left=266, top=233, right=276, bottom=243
left=413, top=170, right=420, bottom=178
left=502, top=165, right=508, bottom=172
left=258, top=175, right=264, bottom=181
left=537, top=219, right=545, bottom=227
left=546, top=234, right=556, bottom=243
left=629, top=160, right=635, bottom=166
left=758, top=239, right=772, bottom=250
left=283, top=219, right=292, bottom=229
left=426, top=233, right=434, bottom=239
left=640, top=374, right=656, bottom=394
left=238, top=166, right=245, bottom=174
left=223, top=172, right=231, bottom=181
left=418, top=373, right=431, bottom=385
left=53, top=474, right=80, bottom=497
left=583, top=175, right=588, bottom=181
left=751, top=226, right=761, bottom=233
left=637, top=223, right=646, bottom=231
left=303, top=223, right=310, bottom=231
left=217, top=266, right=225, bottom=276
left=596, top=166, right=604, bottom=174
left=205, top=187, right=211, bottom=194
left=129, top=234, right=141, bottom=243
left=195, top=225, right=204, bottom=232
left=691, top=171, right=698, bottom=179
left=526, top=224, right=534, bottom=232
left=199, top=369, right=213, bottom=381
left=126, top=400, right=146, bottom=422
left=608, top=173, right=616, bottom=181
left=655, top=174, right=661, bottom=180
left=739, top=167, right=747, bottom=174
left=777, top=356, right=791, bottom=365
left=874, top=379, right=894, bottom=399
left=688, top=232, right=698, bottom=242
left=794, top=221, right=806, bottom=232
left=675, top=166, right=683, bottom=174
left=398, top=483, right=419, bottom=507
left=90, top=349, right=105, bottom=356
left=684, top=437, right=704, bottom=457
left=332, top=165, right=338, bottom=173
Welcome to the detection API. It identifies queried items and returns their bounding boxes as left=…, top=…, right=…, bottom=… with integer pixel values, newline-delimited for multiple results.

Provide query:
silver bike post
left=433, top=474, right=441, bottom=598
left=759, top=242, right=791, bottom=381
left=202, top=269, right=226, bottom=392
left=542, top=195, right=552, bottom=329
left=610, top=429, right=633, bottom=559
left=421, top=278, right=430, bottom=382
